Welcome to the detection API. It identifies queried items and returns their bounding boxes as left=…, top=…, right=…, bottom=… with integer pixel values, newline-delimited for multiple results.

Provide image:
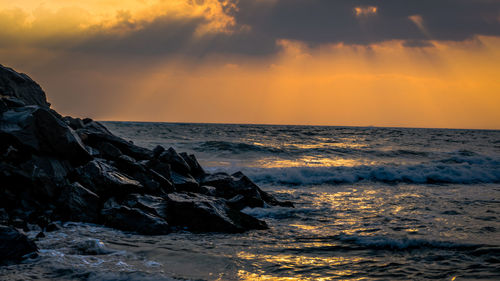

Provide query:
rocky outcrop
left=0, top=64, right=293, bottom=263
left=0, top=65, right=49, bottom=108
left=166, top=192, right=268, bottom=233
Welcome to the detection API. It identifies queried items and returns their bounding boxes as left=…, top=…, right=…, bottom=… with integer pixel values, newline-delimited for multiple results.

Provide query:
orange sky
left=1, top=0, right=499, bottom=129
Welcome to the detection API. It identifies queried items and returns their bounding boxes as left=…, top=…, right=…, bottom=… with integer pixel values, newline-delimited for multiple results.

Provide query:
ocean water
left=2, top=123, right=500, bottom=280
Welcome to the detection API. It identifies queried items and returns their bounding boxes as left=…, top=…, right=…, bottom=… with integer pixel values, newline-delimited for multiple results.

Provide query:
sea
left=2, top=123, right=499, bottom=280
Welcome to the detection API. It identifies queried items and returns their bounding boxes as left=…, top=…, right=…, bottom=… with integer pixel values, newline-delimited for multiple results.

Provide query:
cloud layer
left=1, top=0, right=499, bottom=56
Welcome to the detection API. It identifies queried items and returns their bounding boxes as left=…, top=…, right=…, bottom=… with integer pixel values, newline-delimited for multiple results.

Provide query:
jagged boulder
left=101, top=202, right=169, bottom=235
left=158, top=147, right=191, bottom=174
left=201, top=171, right=293, bottom=209
left=77, top=121, right=152, bottom=160
left=170, top=171, right=200, bottom=192
left=166, top=192, right=268, bottom=233
left=179, top=152, right=206, bottom=179
left=0, top=106, right=91, bottom=164
left=0, top=225, right=38, bottom=264
left=57, top=182, right=100, bottom=223
left=121, top=194, right=168, bottom=218
left=0, top=64, right=50, bottom=108
left=75, top=159, right=143, bottom=197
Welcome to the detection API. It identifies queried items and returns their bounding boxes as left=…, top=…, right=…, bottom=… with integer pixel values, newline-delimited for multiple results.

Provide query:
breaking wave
left=243, top=156, right=500, bottom=185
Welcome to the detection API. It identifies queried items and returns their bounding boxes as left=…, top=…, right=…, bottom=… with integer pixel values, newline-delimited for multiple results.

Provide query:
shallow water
left=2, top=123, right=499, bottom=280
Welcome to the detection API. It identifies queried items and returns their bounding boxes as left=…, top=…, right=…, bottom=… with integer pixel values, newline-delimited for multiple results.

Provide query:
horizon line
left=97, top=120, right=500, bottom=131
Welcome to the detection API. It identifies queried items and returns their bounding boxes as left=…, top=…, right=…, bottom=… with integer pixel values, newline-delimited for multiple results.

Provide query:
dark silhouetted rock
left=0, top=209, right=8, bottom=225
left=45, top=222, right=61, bottom=232
left=21, top=155, right=71, bottom=200
left=199, top=185, right=217, bottom=196
left=0, top=64, right=293, bottom=237
left=202, top=171, right=293, bottom=208
left=122, top=194, right=168, bottom=218
left=147, top=159, right=171, bottom=179
left=159, top=147, right=191, bottom=174
left=0, top=96, right=25, bottom=108
left=0, top=106, right=91, bottom=164
left=180, top=152, right=206, bottom=178
left=0, top=225, right=38, bottom=264
left=101, top=205, right=169, bottom=235
left=62, top=116, right=85, bottom=130
left=115, top=155, right=146, bottom=174
left=226, top=194, right=248, bottom=210
left=77, top=122, right=152, bottom=160
left=94, top=141, right=122, bottom=160
left=58, top=182, right=100, bottom=223
left=201, top=172, right=265, bottom=208
left=116, top=156, right=173, bottom=194
left=166, top=192, right=268, bottom=233
left=75, top=159, right=143, bottom=197
left=0, top=64, right=49, bottom=108
left=170, top=171, right=199, bottom=193
left=0, top=156, right=70, bottom=208
left=153, top=145, right=165, bottom=158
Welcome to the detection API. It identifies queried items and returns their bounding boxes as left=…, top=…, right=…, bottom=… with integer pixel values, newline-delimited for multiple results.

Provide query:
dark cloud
left=233, top=0, right=500, bottom=44
left=72, top=0, right=500, bottom=57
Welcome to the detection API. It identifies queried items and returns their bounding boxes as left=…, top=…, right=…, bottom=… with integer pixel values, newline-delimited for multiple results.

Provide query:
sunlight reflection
left=237, top=253, right=367, bottom=281
left=255, top=156, right=375, bottom=168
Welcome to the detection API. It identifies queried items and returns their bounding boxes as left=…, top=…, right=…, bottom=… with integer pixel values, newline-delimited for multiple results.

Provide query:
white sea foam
left=241, top=157, right=500, bottom=185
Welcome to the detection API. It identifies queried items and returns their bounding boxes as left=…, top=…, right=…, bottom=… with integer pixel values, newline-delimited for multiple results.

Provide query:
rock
left=121, top=194, right=168, bottom=218
left=166, top=192, right=268, bottom=233
left=115, top=155, right=146, bottom=174
left=199, top=185, right=217, bottom=196
left=101, top=205, right=170, bottom=235
left=202, top=171, right=293, bottom=208
left=0, top=157, right=68, bottom=206
left=226, top=194, right=248, bottom=210
left=180, top=152, right=206, bottom=178
left=153, top=145, right=165, bottom=158
left=62, top=116, right=85, bottom=130
left=0, top=106, right=91, bottom=164
left=0, top=225, right=38, bottom=264
left=36, top=231, right=45, bottom=238
left=0, top=65, right=294, bottom=237
left=75, top=159, right=143, bottom=197
left=77, top=122, right=152, bottom=160
left=0, top=208, right=9, bottom=225
left=73, top=238, right=113, bottom=255
left=0, top=64, right=50, bottom=108
left=159, top=147, right=191, bottom=174
left=0, top=96, right=25, bottom=108
left=58, top=182, right=100, bottom=223
left=94, top=141, right=122, bottom=160
left=201, top=172, right=265, bottom=208
left=147, top=159, right=172, bottom=179
left=115, top=156, right=173, bottom=194
left=45, top=222, right=61, bottom=232
left=170, top=171, right=199, bottom=192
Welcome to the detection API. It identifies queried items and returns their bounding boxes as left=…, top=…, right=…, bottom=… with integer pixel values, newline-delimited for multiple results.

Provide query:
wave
left=241, top=157, right=500, bottom=185
left=291, top=234, right=492, bottom=253
left=335, top=234, right=485, bottom=251
left=191, top=140, right=489, bottom=161
left=194, top=140, right=284, bottom=154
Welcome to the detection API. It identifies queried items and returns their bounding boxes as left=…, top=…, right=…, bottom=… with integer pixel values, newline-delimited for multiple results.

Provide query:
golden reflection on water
left=254, top=156, right=375, bottom=168
left=237, top=252, right=367, bottom=281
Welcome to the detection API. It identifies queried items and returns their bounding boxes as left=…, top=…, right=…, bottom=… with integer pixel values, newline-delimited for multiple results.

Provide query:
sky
left=1, top=0, right=499, bottom=129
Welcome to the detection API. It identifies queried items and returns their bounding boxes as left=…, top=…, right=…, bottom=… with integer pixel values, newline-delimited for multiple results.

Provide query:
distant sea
left=3, top=123, right=500, bottom=280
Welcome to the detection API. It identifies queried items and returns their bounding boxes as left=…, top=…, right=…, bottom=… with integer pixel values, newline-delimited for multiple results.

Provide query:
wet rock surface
left=0, top=225, right=38, bottom=264
left=0, top=64, right=293, bottom=263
